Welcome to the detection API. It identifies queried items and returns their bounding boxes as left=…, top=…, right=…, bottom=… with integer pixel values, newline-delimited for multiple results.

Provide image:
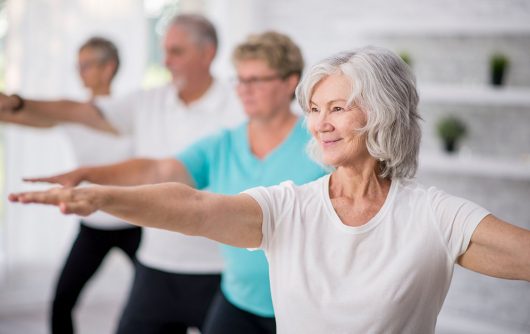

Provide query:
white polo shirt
left=62, top=95, right=134, bottom=229
left=96, top=81, right=245, bottom=273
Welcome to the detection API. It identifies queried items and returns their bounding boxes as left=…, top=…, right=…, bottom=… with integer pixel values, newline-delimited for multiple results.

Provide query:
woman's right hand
left=23, top=168, right=88, bottom=187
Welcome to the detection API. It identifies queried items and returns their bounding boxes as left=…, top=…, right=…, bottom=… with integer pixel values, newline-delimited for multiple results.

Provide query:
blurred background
left=0, top=0, right=529, bottom=333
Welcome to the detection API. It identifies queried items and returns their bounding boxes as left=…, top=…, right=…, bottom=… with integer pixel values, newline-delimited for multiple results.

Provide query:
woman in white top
left=10, top=46, right=530, bottom=334
left=2, top=37, right=140, bottom=334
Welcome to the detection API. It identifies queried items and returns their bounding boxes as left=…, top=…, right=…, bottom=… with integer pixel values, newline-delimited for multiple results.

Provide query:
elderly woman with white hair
left=10, top=46, right=530, bottom=333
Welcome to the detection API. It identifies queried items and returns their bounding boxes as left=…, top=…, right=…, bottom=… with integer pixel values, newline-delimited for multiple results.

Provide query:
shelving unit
left=419, top=84, right=530, bottom=107
left=419, top=152, right=530, bottom=181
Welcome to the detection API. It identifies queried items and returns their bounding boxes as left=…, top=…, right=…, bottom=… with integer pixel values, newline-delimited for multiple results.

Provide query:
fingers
left=23, top=174, right=79, bottom=187
left=10, top=187, right=98, bottom=217
left=23, top=176, right=58, bottom=184
left=8, top=188, right=66, bottom=205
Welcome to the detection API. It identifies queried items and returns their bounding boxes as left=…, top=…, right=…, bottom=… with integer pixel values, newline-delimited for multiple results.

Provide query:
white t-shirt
left=96, top=81, right=245, bottom=273
left=245, top=174, right=489, bottom=334
left=61, top=95, right=134, bottom=229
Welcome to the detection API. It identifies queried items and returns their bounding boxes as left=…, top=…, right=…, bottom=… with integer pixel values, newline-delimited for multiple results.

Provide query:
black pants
left=117, top=262, right=221, bottom=334
left=51, top=222, right=141, bottom=334
left=202, top=290, right=276, bottom=334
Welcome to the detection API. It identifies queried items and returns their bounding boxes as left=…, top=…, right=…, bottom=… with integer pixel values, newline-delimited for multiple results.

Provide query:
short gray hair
left=296, top=46, right=421, bottom=178
left=169, top=14, right=218, bottom=53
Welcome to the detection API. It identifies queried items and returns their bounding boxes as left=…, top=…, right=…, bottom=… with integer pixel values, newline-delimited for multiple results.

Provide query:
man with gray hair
left=0, top=14, right=244, bottom=333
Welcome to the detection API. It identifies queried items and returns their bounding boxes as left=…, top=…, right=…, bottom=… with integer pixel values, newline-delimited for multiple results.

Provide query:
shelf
left=418, top=84, right=530, bottom=107
left=336, top=19, right=530, bottom=37
left=418, top=152, right=530, bottom=181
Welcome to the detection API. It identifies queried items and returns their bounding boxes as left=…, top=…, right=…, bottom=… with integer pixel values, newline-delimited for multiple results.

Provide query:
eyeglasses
left=77, top=60, right=104, bottom=72
left=233, top=74, right=283, bottom=87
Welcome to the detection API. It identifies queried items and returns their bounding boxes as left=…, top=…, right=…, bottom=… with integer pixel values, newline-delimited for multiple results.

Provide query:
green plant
left=490, top=53, right=509, bottom=86
left=490, top=53, right=509, bottom=71
left=399, top=51, right=412, bottom=66
left=436, top=116, right=467, bottom=152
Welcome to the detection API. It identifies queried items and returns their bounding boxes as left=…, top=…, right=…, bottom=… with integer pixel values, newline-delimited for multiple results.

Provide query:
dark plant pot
left=444, top=140, right=457, bottom=153
left=491, top=67, right=505, bottom=86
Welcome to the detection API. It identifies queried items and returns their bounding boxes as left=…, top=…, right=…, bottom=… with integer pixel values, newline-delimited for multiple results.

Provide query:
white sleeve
left=428, top=187, right=490, bottom=261
left=243, top=181, right=296, bottom=251
left=93, top=93, right=137, bottom=136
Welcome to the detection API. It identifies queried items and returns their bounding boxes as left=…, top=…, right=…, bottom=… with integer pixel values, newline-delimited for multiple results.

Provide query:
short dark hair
left=79, top=36, right=120, bottom=78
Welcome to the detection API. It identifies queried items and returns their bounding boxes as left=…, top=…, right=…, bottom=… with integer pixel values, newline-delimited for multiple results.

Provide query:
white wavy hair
left=296, top=46, right=422, bottom=178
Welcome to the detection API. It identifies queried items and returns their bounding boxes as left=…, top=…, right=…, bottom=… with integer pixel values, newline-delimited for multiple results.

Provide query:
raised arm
left=25, top=158, right=193, bottom=188
left=0, top=93, right=116, bottom=133
left=9, top=183, right=263, bottom=248
left=458, top=214, right=530, bottom=281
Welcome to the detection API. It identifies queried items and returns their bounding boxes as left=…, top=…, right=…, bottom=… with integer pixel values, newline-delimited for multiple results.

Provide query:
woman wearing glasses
left=0, top=37, right=140, bottom=334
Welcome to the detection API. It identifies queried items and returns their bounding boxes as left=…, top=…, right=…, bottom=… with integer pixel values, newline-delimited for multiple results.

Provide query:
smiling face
left=306, top=74, right=370, bottom=168
left=235, top=58, right=297, bottom=119
left=163, top=24, right=213, bottom=87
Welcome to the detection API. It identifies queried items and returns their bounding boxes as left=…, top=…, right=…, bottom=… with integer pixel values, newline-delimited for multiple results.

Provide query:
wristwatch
left=11, top=94, right=25, bottom=113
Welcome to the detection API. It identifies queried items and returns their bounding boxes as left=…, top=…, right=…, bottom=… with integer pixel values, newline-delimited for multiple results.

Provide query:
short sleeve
left=243, top=181, right=296, bottom=251
left=176, top=132, right=222, bottom=190
left=93, top=93, right=137, bottom=136
left=428, top=187, right=490, bottom=261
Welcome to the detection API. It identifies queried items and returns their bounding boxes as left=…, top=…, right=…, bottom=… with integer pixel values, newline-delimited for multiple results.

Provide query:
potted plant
left=436, top=116, right=467, bottom=153
left=399, top=51, right=412, bottom=67
left=490, top=53, right=509, bottom=86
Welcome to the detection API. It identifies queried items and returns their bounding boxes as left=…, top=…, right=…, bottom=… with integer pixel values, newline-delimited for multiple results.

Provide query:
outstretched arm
left=0, top=109, right=57, bottom=128
left=25, top=158, right=192, bottom=188
left=458, top=214, right=530, bottom=281
left=0, top=93, right=116, bottom=133
left=9, top=183, right=263, bottom=248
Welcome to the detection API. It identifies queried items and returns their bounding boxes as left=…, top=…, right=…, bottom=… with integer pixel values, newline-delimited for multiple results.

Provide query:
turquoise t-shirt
left=177, top=117, right=326, bottom=317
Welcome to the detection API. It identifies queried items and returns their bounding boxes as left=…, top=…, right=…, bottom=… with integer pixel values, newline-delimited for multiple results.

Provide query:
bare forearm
left=81, top=158, right=191, bottom=186
left=23, top=99, right=116, bottom=133
left=0, top=111, right=56, bottom=128
left=97, top=183, right=262, bottom=246
left=97, top=183, right=206, bottom=235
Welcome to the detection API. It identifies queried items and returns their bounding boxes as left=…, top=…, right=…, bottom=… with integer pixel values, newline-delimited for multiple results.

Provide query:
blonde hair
left=232, top=31, right=304, bottom=79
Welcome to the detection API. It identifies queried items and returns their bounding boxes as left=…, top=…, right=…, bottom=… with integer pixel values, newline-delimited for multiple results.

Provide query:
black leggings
left=117, top=262, right=221, bottom=334
left=51, top=222, right=141, bottom=334
left=202, top=290, right=276, bottom=334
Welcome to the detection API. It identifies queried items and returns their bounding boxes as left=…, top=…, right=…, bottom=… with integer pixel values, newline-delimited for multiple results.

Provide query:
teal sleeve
left=176, top=131, right=224, bottom=190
